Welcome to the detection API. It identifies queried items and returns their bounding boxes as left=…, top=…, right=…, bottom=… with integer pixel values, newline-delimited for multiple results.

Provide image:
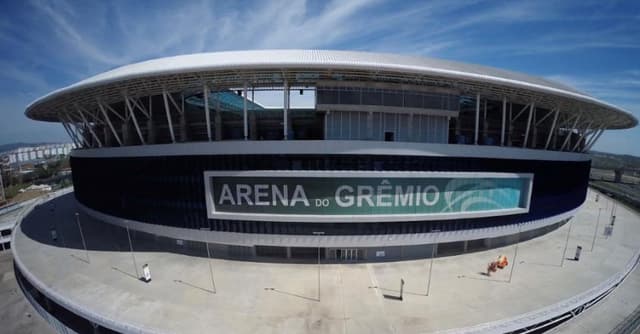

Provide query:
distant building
left=0, top=143, right=74, bottom=166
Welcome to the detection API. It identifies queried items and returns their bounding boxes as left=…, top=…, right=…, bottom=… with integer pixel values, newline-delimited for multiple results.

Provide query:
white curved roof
left=26, top=49, right=637, bottom=129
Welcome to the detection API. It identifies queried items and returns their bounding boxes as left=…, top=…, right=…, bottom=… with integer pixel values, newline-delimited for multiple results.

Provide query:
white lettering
left=395, top=185, right=414, bottom=206
left=236, top=184, right=253, bottom=205
left=422, top=185, right=439, bottom=206
left=254, top=184, right=269, bottom=206
left=290, top=185, right=310, bottom=207
left=272, top=185, right=288, bottom=206
left=335, top=185, right=355, bottom=207
left=218, top=184, right=236, bottom=205
left=376, top=180, right=392, bottom=207
left=357, top=186, right=375, bottom=207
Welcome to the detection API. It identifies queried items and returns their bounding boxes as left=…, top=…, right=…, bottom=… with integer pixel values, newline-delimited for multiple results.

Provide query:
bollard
left=400, top=278, right=405, bottom=301
left=574, top=246, right=582, bottom=261
left=142, top=264, right=152, bottom=283
left=610, top=215, right=616, bottom=226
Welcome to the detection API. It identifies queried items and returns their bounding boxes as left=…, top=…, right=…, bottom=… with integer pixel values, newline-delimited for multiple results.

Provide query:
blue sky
left=0, top=0, right=639, bottom=155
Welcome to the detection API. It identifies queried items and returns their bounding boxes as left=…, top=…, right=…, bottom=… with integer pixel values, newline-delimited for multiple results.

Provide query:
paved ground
left=9, top=189, right=640, bottom=333
left=0, top=252, right=55, bottom=334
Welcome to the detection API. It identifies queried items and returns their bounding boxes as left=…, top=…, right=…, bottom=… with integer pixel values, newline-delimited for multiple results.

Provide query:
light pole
left=75, top=212, right=89, bottom=263
left=426, top=229, right=440, bottom=296
left=312, top=231, right=324, bottom=302
left=507, top=223, right=521, bottom=283
left=126, top=226, right=140, bottom=279
left=201, top=228, right=216, bottom=294
left=561, top=220, right=573, bottom=267
left=590, top=208, right=602, bottom=251
left=205, top=241, right=216, bottom=293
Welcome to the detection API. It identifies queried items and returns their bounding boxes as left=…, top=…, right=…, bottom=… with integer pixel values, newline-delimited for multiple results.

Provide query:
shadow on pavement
left=264, top=287, right=318, bottom=302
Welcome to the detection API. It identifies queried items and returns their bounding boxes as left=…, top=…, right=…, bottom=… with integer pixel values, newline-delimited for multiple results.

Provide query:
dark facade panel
left=71, top=155, right=589, bottom=235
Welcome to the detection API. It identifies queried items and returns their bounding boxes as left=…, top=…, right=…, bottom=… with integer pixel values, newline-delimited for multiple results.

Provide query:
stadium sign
left=204, top=171, right=533, bottom=222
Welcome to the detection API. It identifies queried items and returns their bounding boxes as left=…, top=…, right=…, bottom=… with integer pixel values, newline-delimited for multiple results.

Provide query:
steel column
left=243, top=82, right=248, bottom=140
left=75, top=107, right=103, bottom=148
left=123, top=94, right=146, bottom=145
left=584, top=128, right=606, bottom=152
left=203, top=84, right=212, bottom=141
left=572, top=121, right=593, bottom=152
left=560, top=114, right=581, bottom=151
left=284, top=80, right=289, bottom=140
left=583, top=126, right=603, bottom=152
left=544, top=108, right=560, bottom=150
left=522, top=102, right=534, bottom=148
left=500, top=97, right=506, bottom=146
left=98, top=103, right=123, bottom=146
left=60, top=119, right=82, bottom=148
left=474, top=94, right=480, bottom=145
left=162, top=90, right=176, bottom=143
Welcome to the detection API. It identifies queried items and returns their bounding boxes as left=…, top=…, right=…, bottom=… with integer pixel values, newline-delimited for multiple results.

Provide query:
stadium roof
left=26, top=50, right=637, bottom=129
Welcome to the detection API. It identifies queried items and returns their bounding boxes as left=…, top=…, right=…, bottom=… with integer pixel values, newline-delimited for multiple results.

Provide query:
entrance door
left=339, top=249, right=359, bottom=261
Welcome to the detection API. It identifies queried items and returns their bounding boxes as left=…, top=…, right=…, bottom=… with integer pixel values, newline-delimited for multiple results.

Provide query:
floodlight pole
left=591, top=208, right=602, bottom=251
left=75, top=212, right=89, bottom=263
left=507, top=223, right=521, bottom=283
left=561, top=220, right=573, bottom=267
left=312, top=231, right=325, bottom=302
left=126, top=227, right=140, bottom=278
left=426, top=229, right=440, bottom=296
left=205, top=241, right=217, bottom=294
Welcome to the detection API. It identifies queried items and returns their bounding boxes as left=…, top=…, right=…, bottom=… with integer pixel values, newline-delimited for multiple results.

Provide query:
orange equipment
left=497, top=255, right=509, bottom=269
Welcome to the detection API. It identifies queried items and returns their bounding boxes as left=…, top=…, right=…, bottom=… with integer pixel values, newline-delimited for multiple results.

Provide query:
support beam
left=180, top=93, right=188, bottom=142
left=535, top=109, right=555, bottom=126
left=214, top=91, right=222, bottom=141
left=124, top=94, right=146, bottom=145
left=203, top=84, right=212, bottom=141
left=508, top=102, right=513, bottom=146
left=146, top=96, right=155, bottom=144
left=584, top=128, right=606, bottom=152
left=63, top=113, right=91, bottom=148
left=284, top=80, right=289, bottom=140
left=500, top=97, right=506, bottom=146
left=162, top=90, right=176, bottom=143
left=76, top=106, right=103, bottom=147
left=243, top=81, right=248, bottom=140
left=572, top=121, right=593, bottom=152
left=129, top=98, right=150, bottom=119
left=522, top=102, right=534, bottom=148
left=60, top=119, right=82, bottom=148
left=104, top=104, right=125, bottom=122
left=474, top=94, right=480, bottom=145
left=583, top=126, right=604, bottom=152
left=482, top=99, right=488, bottom=142
left=98, top=102, right=123, bottom=146
left=167, top=92, right=184, bottom=115
left=511, top=103, right=531, bottom=122
left=560, top=114, right=581, bottom=151
left=544, top=108, right=560, bottom=150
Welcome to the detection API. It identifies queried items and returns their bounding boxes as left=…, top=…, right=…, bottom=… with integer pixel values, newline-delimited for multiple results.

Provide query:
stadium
left=23, top=49, right=637, bottom=262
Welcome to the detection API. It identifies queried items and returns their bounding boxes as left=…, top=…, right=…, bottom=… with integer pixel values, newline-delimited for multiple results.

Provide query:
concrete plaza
left=10, top=189, right=640, bottom=333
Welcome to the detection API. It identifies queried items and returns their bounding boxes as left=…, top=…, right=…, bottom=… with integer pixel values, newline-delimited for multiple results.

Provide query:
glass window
left=383, top=91, right=403, bottom=107
left=362, top=89, right=383, bottom=105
